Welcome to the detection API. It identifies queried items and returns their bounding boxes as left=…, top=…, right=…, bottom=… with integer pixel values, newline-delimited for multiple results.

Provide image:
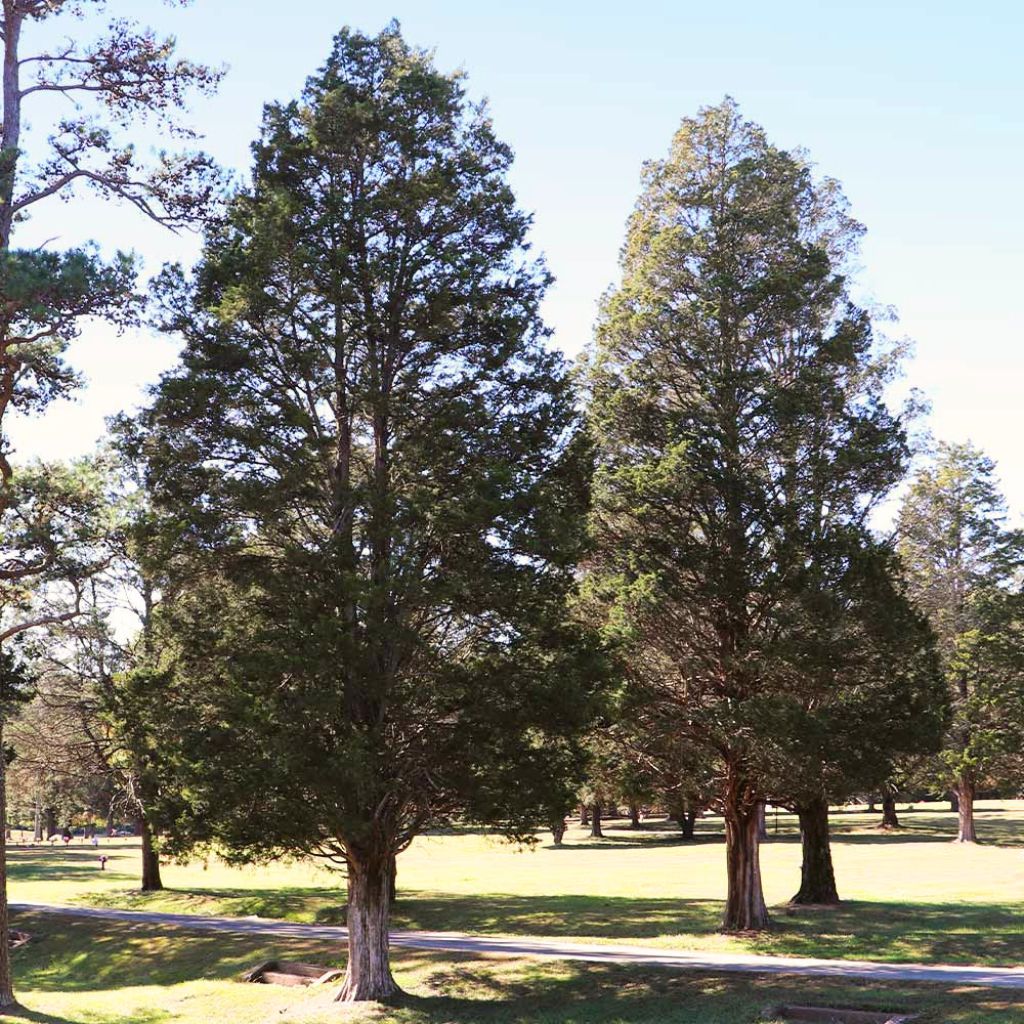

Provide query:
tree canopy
left=130, top=23, right=602, bottom=1002
left=583, top=98, right=943, bottom=930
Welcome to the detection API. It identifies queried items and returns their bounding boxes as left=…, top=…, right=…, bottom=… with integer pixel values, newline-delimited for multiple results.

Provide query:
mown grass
left=10, top=800, right=1024, bottom=968
left=1, top=911, right=1020, bottom=1023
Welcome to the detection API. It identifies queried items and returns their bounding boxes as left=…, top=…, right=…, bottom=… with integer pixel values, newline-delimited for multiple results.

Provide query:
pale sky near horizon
left=10, top=1, right=1024, bottom=519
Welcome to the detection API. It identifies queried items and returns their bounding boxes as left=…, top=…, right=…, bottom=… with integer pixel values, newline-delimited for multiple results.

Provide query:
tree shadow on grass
left=762, top=900, right=1024, bottom=966
left=0, top=1009, right=167, bottom=1024
left=389, top=952, right=1018, bottom=1023
left=827, top=810, right=1024, bottom=848
left=7, top=863, right=137, bottom=886
left=7, top=912, right=343, bottom=995
left=562, top=832, right=724, bottom=850
left=388, top=894, right=725, bottom=940
left=6, top=845, right=139, bottom=887
left=0, top=1009, right=77, bottom=1024
left=10, top=927, right=1007, bottom=1024
left=135, top=886, right=726, bottom=941
left=76, top=885, right=341, bottom=923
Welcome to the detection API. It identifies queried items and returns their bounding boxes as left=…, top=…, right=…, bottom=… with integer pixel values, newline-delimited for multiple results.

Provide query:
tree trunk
left=628, top=802, right=641, bottom=829
left=337, top=851, right=400, bottom=1002
left=867, top=798, right=876, bottom=814
left=949, top=791, right=959, bottom=814
left=44, top=806, right=56, bottom=839
left=757, top=801, right=768, bottom=841
left=590, top=800, right=603, bottom=838
left=721, top=771, right=770, bottom=932
left=680, top=809, right=697, bottom=839
left=32, top=800, right=41, bottom=842
left=954, top=774, right=977, bottom=843
left=551, top=819, right=565, bottom=846
left=792, top=796, right=839, bottom=904
left=880, top=792, right=900, bottom=829
left=386, top=853, right=397, bottom=905
left=579, top=803, right=589, bottom=826
left=138, top=816, right=163, bottom=891
left=0, top=723, right=17, bottom=1007
left=106, top=804, right=115, bottom=837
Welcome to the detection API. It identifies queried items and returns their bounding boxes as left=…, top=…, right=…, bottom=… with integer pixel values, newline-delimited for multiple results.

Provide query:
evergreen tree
left=134, top=25, right=599, bottom=1001
left=584, top=99, right=937, bottom=931
left=898, top=442, right=1024, bottom=842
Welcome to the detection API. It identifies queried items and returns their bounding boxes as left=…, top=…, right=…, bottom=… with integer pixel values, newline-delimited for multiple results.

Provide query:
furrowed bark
left=337, top=851, right=400, bottom=1002
left=386, top=853, right=397, bottom=905
left=954, top=774, right=977, bottom=843
left=590, top=800, right=603, bottom=838
left=0, top=721, right=16, bottom=1007
left=138, top=815, right=163, bottom=891
left=0, top=3, right=23, bottom=250
left=792, top=796, right=839, bottom=904
left=680, top=809, right=696, bottom=839
left=880, top=792, right=900, bottom=829
left=721, top=769, right=770, bottom=932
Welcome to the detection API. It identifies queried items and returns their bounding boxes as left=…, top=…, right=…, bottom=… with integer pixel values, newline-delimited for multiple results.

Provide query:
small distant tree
left=31, top=531, right=172, bottom=895
left=133, top=25, right=600, bottom=1001
left=897, top=442, right=1024, bottom=843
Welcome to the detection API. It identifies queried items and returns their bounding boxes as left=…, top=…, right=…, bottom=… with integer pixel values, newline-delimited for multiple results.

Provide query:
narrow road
left=13, top=901, right=1024, bottom=990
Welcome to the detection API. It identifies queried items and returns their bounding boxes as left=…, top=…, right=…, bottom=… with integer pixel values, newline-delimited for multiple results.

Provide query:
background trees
left=0, top=0, right=220, bottom=1003
left=583, top=98, right=941, bottom=932
left=132, top=25, right=600, bottom=1002
left=898, top=442, right=1024, bottom=842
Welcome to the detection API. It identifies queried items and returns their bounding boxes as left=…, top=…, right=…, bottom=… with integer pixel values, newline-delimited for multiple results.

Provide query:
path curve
left=12, top=901, right=1024, bottom=990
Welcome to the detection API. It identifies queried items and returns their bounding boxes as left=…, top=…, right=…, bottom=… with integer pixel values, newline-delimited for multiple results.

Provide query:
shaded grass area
left=2, top=911, right=1020, bottom=1024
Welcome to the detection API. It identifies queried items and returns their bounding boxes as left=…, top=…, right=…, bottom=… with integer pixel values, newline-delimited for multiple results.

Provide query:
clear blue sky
left=13, top=1, right=1024, bottom=515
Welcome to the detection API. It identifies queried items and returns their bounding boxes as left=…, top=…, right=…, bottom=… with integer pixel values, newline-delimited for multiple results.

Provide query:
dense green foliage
left=583, top=98, right=944, bottom=929
left=131, top=24, right=602, bottom=999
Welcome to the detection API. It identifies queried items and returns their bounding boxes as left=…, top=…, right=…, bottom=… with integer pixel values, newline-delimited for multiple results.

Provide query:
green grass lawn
left=2, top=911, right=1021, bottom=1024
left=9, top=799, right=1024, bottom=969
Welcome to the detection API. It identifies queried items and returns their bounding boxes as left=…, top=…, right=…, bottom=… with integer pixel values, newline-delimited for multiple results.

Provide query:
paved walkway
left=12, top=901, right=1024, bottom=990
